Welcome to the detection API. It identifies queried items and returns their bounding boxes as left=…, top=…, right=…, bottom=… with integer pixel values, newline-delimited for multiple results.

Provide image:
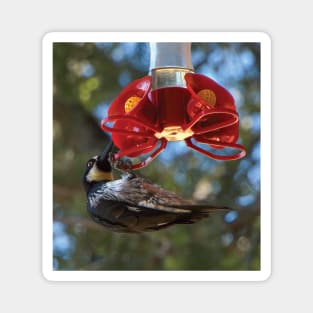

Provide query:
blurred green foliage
left=53, top=42, right=260, bottom=271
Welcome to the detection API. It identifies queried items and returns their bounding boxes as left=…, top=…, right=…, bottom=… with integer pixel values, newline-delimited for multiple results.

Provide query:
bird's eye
left=87, top=160, right=94, bottom=168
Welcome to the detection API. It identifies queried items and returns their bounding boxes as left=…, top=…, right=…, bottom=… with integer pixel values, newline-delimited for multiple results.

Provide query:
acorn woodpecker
left=83, top=143, right=231, bottom=233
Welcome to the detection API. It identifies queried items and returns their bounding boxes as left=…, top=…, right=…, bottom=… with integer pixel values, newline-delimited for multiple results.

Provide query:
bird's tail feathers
left=176, top=204, right=233, bottom=213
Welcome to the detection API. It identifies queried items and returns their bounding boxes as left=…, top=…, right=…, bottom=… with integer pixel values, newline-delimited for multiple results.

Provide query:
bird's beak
left=98, top=139, right=114, bottom=163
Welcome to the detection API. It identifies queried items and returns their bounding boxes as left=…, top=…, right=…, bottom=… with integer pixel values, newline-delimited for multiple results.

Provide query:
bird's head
left=83, top=142, right=114, bottom=192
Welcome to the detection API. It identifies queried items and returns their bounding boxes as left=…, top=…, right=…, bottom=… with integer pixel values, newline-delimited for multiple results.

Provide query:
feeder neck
left=149, top=43, right=194, bottom=90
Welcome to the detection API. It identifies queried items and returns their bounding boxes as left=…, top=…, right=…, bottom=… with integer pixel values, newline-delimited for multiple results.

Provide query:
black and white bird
left=82, top=143, right=231, bottom=233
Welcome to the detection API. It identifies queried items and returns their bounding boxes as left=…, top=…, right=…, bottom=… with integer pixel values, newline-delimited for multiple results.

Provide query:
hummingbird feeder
left=101, top=43, right=246, bottom=169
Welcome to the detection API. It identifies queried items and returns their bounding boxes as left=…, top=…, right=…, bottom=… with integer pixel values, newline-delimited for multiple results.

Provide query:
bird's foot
left=109, top=153, right=136, bottom=177
left=115, top=157, right=133, bottom=171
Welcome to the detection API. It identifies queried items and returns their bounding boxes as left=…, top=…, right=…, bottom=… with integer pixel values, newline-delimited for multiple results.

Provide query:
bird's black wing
left=97, top=176, right=230, bottom=213
left=87, top=195, right=211, bottom=233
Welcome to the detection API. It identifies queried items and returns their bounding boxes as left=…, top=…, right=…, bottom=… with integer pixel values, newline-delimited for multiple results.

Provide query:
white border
left=42, top=32, right=271, bottom=281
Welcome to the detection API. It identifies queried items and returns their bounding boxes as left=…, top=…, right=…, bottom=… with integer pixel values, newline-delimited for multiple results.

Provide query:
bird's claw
left=109, top=153, right=133, bottom=171
left=120, top=158, right=133, bottom=171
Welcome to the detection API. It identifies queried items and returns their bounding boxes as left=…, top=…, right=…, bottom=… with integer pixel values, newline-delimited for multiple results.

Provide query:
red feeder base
left=101, top=72, right=246, bottom=169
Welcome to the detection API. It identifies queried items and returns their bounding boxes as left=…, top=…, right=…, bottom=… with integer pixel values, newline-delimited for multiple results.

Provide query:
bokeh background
left=53, top=42, right=260, bottom=271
